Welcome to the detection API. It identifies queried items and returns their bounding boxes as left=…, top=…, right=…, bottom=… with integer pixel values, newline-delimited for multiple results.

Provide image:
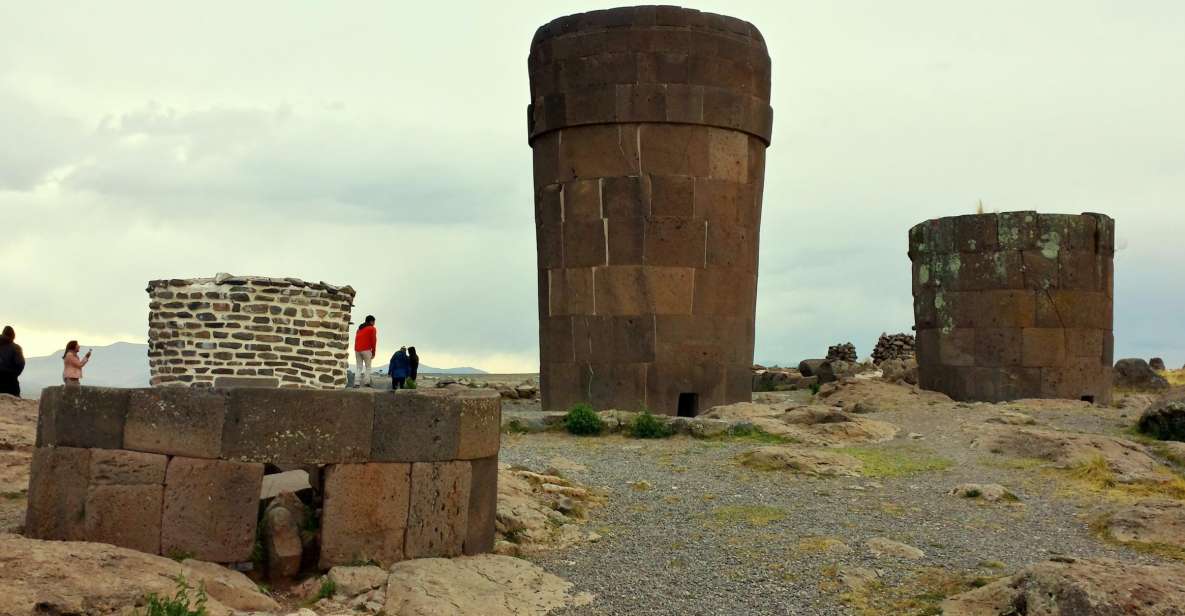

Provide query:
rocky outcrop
left=879, top=357, right=918, bottom=385
left=943, top=557, right=1185, bottom=615
left=866, top=537, right=924, bottom=560
left=703, top=402, right=898, bottom=446
left=1138, top=390, right=1185, bottom=441
left=798, top=359, right=825, bottom=377
left=495, top=467, right=600, bottom=555
left=1150, top=357, right=1166, bottom=371
left=972, top=425, right=1169, bottom=483
left=1103, top=499, right=1185, bottom=551
left=384, top=555, right=592, bottom=616
left=0, top=533, right=279, bottom=616
left=1114, top=358, right=1169, bottom=390
left=739, top=446, right=862, bottom=476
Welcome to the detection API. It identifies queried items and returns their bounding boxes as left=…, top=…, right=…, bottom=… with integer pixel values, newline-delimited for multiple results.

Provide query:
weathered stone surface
left=972, top=425, right=1167, bottom=483
left=910, top=212, right=1114, bottom=403
left=260, top=469, right=311, bottom=499
left=85, top=484, right=164, bottom=553
left=328, top=565, right=389, bottom=597
left=1114, top=357, right=1169, bottom=390
left=384, top=555, right=591, bottom=616
left=36, top=386, right=128, bottom=449
left=948, top=483, right=1018, bottom=502
left=222, top=388, right=373, bottom=463
left=161, top=457, right=263, bottom=563
left=866, top=537, right=925, bottom=560
left=464, top=456, right=499, bottom=555
left=126, top=388, right=226, bottom=458
left=739, top=447, right=862, bottom=476
left=320, top=463, right=411, bottom=569
left=1104, top=499, right=1185, bottom=551
left=406, top=461, right=472, bottom=559
left=24, top=446, right=90, bottom=541
left=943, top=557, right=1185, bottom=616
left=263, top=500, right=303, bottom=580
left=457, top=390, right=501, bottom=460
left=531, top=6, right=768, bottom=415
left=372, top=390, right=460, bottom=462
left=88, top=448, right=167, bottom=485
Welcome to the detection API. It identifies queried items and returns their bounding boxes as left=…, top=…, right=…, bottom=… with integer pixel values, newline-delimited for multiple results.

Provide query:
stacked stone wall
left=26, top=386, right=500, bottom=567
left=528, top=6, right=773, bottom=415
left=147, top=275, right=354, bottom=389
left=908, top=212, right=1115, bottom=403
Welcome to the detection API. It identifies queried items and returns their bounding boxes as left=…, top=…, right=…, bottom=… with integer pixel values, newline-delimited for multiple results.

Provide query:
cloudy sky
left=2, top=1, right=1182, bottom=371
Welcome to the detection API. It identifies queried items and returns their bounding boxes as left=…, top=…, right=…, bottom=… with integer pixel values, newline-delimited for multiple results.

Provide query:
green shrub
left=564, top=404, right=605, bottom=436
left=316, top=577, right=337, bottom=601
left=809, top=382, right=821, bottom=395
left=628, top=411, right=673, bottom=439
left=136, top=577, right=208, bottom=616
left=404, top=378, right=417, bottom=390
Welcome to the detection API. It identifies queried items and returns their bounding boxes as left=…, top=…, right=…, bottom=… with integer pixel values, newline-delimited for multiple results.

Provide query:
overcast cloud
left=2, top=1, right=1182, bottom=371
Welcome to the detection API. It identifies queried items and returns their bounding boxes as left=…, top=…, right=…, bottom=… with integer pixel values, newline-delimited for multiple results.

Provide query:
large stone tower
left=908, top=212, right=1115, bottom=403
left=527, top=6, right=773, bottom=416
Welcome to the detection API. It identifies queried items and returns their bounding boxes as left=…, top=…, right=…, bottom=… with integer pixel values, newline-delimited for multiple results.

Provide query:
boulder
left=1103, top=499, right=1185, bottom=550
left=1137, top=390, right=1185, bottom=441
left=1150, top=357, right=1166, bottom=371
left=1113, top=358, right=1169, bottom=390
left=384, top=555, right=592, bottom=616
left=948, top=483, right=1018, bottom=502
left=798, top=359, right=825, bottom=377
left=328, top=565, right=389, bottom=597
left=263, top=492, right=305, bottom=581
left=739, top=447, right=862, bottom=476
left=972, top=425, right=1169, bottom=483
left=879, top=357, right=918, bottom=385
left=866, top=537, right=924, bottom=560
left=815, top=360, right=851, bottom=385
left=942, top=557, right=1185, bottom=616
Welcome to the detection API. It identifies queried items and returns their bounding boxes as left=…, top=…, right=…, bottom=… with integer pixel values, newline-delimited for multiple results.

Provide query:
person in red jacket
left=353, top=315, right=377, bottom=387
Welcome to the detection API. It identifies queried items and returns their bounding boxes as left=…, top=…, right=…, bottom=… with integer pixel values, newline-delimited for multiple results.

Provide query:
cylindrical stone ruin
left=528, top=6, right=773, bottom=416
left=146, top=275, right=355, bottom=389
left=908, top=212, right=1115, bottom=403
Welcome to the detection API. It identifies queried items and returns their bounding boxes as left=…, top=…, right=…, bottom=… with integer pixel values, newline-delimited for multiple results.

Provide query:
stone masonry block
left=707, top=221, right=757, bottom=270
left=25, top=446, right=91, bottom=541
left=548, top=267, right=595, bottom=315
left=89, top=449, right=167, bottom=485
left=563, top=179, right=602, bottom=221
left=585, top=362, right=649, bottom=410
left=606, top=216, right=645, bottom=265
left=649, top=175, right=694, bottom=217
left=161, top=457, right=263, bottom=563
left=372, top=390, right=460, bottom=462
left=464, top=457, right=499, bottom=555
left=575, top=314, right=657, bottom=364
left=125, top=388, right=226, bottom=458
left=692, top=268, right=756, bottom=316
left=562, top=219, right=607, bottom=268
left=37, top=386, right=128, bottom=449
left=601, top=175, right=649, bottom=219
left=707, top=128, right=749, bottom=182
left=320, top=463, right=411, bottom=569
left=457, top=390, right=502, bottom=460
left=559, top=124, right=640, bottom=179
left=405, top=461, right=472, bottom=559
left=645, top=217, right=706, bottom=267
left=938, top=329, right=976, bottom=367
left=1021, top=328, right=1066, bottom=368
left=222, top=388, right=373, bottom=464
left=594, top=265, right=694, bottom=316
left=85, top=484, right=163, bottom=554
left=974, top=328, right=1023, bottom=367
left=638, top=123, right=709, bottom=177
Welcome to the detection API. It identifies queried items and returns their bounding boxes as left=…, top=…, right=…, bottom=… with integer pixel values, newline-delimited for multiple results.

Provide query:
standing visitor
left=62, top=341, right=91, bottom=386
left=0, top=326, right=25, bottom=397
left=389, top=346, right=410, bottom=390
left=407, top=346, right=420, bottom=382
left=353, top=316, right=377, bottom=387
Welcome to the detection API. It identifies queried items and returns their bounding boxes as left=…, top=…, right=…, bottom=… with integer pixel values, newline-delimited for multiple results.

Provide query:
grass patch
left=563, top=404, right=605, bottom=436
left=1, top=489, right=26, bottom=500
left=710, top=505, right=788, bottom=527
left=836, top=567, right=1000, bottom=616
left=316, top=577, right=337, bottom=601
left=1162, top=369, right=1185, bottom=387
left=165, top=548, right=195, bottom=562
left=836, top=446, right=953, bottom=478
left=796, top=536, right=850, bottom=554
left=135, top=577, right=207, bottom=616
left=627, top=411, right=674, bottom=439
left=1060, top=455, right=1185, bottom=502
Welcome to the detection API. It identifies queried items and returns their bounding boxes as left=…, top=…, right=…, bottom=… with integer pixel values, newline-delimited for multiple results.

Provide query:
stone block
left=559, top=124, right=639, bottom=179
left=464, top=456, right=499, bottom=556
left=541, top=362, right=583, bottom=411
left=706, top=127, right=749, bottom=181
left=937, top=329, right=976, bottom=367
left=562, top=219, right=607, bottom=268
left=1058, top=249, right=1102, bottom=291
left=563, top=179, right=602, bottom=221
left=974, top=328, right=1023, bottom=367
left=691, top=268, right=756, bottom=316
left=372, top=390, right=460, bottom=462
left=263, top=503, right=302, bottom=580
left=539, top=316, right=575, bottom=364
left=457, top=390, right=501, bottom=460
left=997, top=211, right=1040, bottom=250
left=647, top=360, right=726, bottom=415
left=222, top=389, right=373, bottom=464
left=1021, top=250, right=1059, bottom=290
left=24, top=446, right=91, bottom=541
left=1022, top=328, right=1066, bottom=367
left=85, top=484, right=163, bottom=554
left=576, top=314, right=657, bottom=364
left=405, top=461, right=472, bottom=559
left=536, top=216, right=564, bottom=269
left=161, top=457, right=263, bottom=563
left=665, top=83, right=705, bottom=123
left=601, top=175, right=649, bottom=219
left=978, top=290, right=1036, bottom=329
left=212, top=376, right=281, bottom=388
left=638, top=123, right=709, bottom=177
left=645, top=217, right=706, bottom=267
left=594, top=265, right=694, bottom=316
left=606, top=216, right=645, bottom=265
left=320, top=463, right=411, bottom=569
left=126, top=388, right=226, bottom=458
left=547, top=267, right=595, bottom=315
left=649, top=175, right=694, bottom=217
left=585, top=362, right=650, bottom=410
left=37, top=386, right=128, bottom=449
left=615, top=83, right=666, bottom=122
left=954, top=214, right=999, bottom=252
left=1065, top=328, right=1105, bottom=360
left=89, top=449, right=168, bottom=485
left=707, top=221, right=757, bottom=270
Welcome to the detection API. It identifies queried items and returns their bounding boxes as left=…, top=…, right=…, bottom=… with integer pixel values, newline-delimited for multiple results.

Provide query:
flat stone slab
left=222, top=388, right=374, bottom=464
left=161, top=457, right=263, bottom=563
left=36, top=387, right=128, bottom=449
left=320, top=463, right=412, bottom=569
left=125, top=388, right=226, bottom=458
left=405, top=461, right=471, bottom=559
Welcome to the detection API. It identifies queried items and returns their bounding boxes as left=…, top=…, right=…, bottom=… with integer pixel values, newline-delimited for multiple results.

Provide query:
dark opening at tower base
left=678, top=393, right=699, bottom=418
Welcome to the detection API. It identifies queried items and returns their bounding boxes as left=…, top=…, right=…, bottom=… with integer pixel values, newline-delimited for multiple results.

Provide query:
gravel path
left=500, top=384, right=1173, bottom=615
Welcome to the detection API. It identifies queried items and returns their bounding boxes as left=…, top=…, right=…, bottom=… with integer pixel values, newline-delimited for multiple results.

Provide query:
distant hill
left=19, top=341, right=150, bottom=398
left=16, top=341, right=487, bottom=398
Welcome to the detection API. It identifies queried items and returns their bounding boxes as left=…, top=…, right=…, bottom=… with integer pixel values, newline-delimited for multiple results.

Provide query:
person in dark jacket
left=0, top=326, right=26, bottom=398
left=407, top=346, right=420, bottom=382
left=389, top=346, right=410, bottom=390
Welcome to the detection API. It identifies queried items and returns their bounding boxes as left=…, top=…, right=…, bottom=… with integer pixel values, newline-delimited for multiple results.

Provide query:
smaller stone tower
left=908, top=212, right=1114, bottom=403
